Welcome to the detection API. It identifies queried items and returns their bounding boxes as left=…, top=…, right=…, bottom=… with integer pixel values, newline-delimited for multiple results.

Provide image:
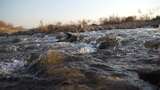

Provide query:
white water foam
left=0, top=59, right=26, bottom=75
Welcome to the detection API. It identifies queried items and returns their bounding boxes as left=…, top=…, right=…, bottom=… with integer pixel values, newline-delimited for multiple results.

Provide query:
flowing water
left=0, top=28, right=160, bottom=90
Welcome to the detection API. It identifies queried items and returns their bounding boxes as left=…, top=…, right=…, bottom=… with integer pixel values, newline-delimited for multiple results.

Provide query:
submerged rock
left=97, top=36, right=119, bottom=49
left=144, top=39, right=160, bottom=49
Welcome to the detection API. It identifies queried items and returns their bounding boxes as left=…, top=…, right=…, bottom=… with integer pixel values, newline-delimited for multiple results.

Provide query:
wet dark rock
left=144, top=39, right=160, bottom=49
left=138, top=70, right=160, bottom=88
left=0, top=33, right=8, bottom=36
left=84, top=71, right=140, bottom=90
left=56, top=32, right=78, bottom=42
left=57, top=84, right=92, bottom=90
left=27, top=52, right=41, bottom=64
left=90, top=64, right=114, bottom=71
left=11, top=38, right=21, bottom=43
left=97, top=36, right=119, bottom=49
left=0, top=75, right=57, bottom=90
left=26, top=50, right=74, bottom=75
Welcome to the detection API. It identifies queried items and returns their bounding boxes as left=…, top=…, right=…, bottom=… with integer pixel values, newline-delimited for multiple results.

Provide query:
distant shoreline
left=0, top=16, right=160, bottom=35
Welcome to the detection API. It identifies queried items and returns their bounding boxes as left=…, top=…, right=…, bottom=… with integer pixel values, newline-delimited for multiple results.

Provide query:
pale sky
left=0, top=0, right=160, bottom=28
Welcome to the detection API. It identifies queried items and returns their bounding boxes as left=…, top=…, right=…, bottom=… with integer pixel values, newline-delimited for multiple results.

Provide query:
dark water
left=0, top=28, right=160, bottom=90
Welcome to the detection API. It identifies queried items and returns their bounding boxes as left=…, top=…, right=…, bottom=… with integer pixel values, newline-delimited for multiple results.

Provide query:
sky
left=0, top=0, right=160, bottom=28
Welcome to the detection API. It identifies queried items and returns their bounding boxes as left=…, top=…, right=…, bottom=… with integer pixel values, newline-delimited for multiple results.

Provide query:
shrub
left=152, top=16, right=160, bottom=21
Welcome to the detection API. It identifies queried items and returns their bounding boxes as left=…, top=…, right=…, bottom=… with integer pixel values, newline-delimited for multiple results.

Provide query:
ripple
left=0, top=59, right=26, bottom=75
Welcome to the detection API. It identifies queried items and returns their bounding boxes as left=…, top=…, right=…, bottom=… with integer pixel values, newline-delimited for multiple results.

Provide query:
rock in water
left=144, top=39, right=160, bottom=49
left=56, top=32, right=78, bottom=42
left=26, top=50, right=67, bottom=75
left=39, top=50, right=65, bottom=65
left=97, top=36, right=119, bottom=49
left=29, top=50, right=82, bottom=76
left=138, top=70, right=160, bottom=87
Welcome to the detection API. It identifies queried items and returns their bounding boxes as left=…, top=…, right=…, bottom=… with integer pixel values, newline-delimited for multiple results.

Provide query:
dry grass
left=39, top=50, right=65, bottom=65
left=0, top=15, right=160, bottom=34
left=0, top=28, right=22, bottom=34
left=0, top=20, right=24, bottom=34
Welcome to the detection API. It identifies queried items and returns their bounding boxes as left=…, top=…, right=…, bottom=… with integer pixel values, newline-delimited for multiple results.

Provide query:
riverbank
left=0, top=16, right=160, bottom=36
